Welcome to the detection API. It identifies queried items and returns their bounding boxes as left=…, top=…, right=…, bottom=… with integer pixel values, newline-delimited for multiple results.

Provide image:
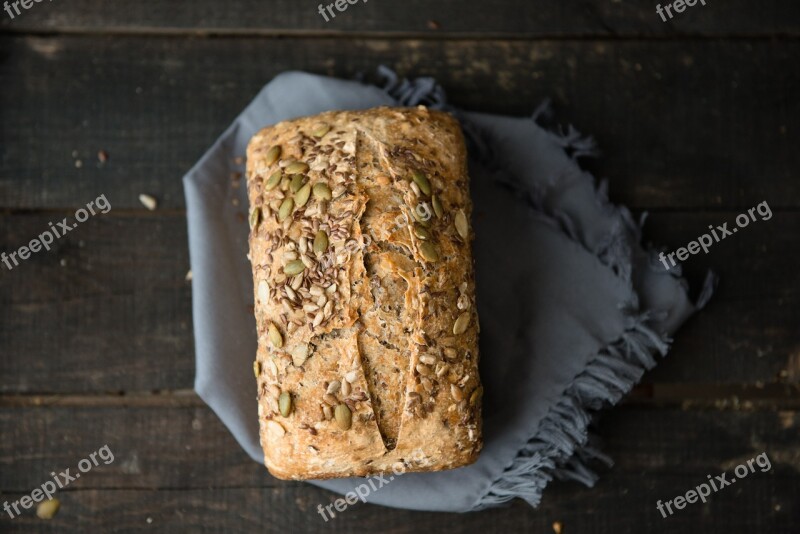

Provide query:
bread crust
left=246, top=106, right=481, bottom=480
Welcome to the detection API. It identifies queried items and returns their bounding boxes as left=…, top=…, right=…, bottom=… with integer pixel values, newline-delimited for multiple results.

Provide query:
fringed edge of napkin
left=373, top=66, right=716, bottom=510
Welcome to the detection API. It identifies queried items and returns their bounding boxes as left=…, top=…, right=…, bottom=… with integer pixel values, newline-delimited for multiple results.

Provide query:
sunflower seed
left=322, top=405, right=333, bottom=420
left=266, top=419, right=286, bottom=437
left=268, top=384, right=281, bottom=399
left=335, top=404, right=352, bottom=430
left=453, top=312, right=470, bottom=335
left=139, top=194, right=157, bottom=211
left=295, top=183, right=312, bottom=208
left=312, top=123, right=331, bottom=137
left=313, top=230, right=328, bottom=254
left=345, top=370, right=358, bottom=383
left=266, top=358, right=278, bottom=377
left=416, top=363, right=433, bottom=376
left=450, top=384, right=464, bottom=401
left=313, top=311, right=324, bottom=327
left=257, top=280, right=269, bottom=303
left=279, top=392, right=293, bottom=417
left=265, top=170, right=282, bottom=191
left=290, top=273, right=303, bottom=290
left=284, top=260, right=306, bottom=275
left=411, top=170, right=431, bottom=195
left=420, top=376, right=434, bottom=393
left=253, top=360, right=261, bottom=378
left=323, top=393, right=338, bottom=406
left=285, top=161, right=309, bottom=175
left=313, top=182, right=332, bottom=200
left=249, top=207, right=261, bottom=229
left=419, top=354, right=437, bottom=365
left=278, top=198, right=294, bottom=222
left=455, top=209, right=469, bottom=239
left=419, top=242, right=439, bottom=262
left=432, top=195, right=443, bottom=218
left=341, top=379, right=352, bottom=396
left=326, top=381, right=341, bottom=395
left=265, top=145, right=282, bottom=166
left=284, top=285, right=297, bottom=301
left=470, top=386, right=483, bottom=406
left=409, top=181, right=421, bottom=196
left=268, top=323, right=283, bottom=348
left=290, top=174, right=305, bottom=193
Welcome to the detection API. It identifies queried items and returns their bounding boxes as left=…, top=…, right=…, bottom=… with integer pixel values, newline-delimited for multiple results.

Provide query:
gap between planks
left=1, top=384, right=799, bottom=409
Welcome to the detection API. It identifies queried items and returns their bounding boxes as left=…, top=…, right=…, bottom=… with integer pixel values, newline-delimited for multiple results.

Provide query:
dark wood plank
left=1, top=36, right=798, bottom=210
left=1, top=0, right=798, bottom=36
left=0, top=213, right=194, bottom=394
left=0, top=479, right=797, bottom=534
left=1, top=211, right=798, bottom=393
left=2, top=404, right=796, bottom=490
left=1, top=407, right=797, bottom=532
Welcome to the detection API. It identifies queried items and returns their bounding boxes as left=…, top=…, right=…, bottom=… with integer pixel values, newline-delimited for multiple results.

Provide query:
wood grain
left=1, top=212, right=797, bottom=393
left=0, top=0, right=798, bottom=36
left=1, top=407, right=797, bottom=532
left=0, top=36, right=797, bottom=210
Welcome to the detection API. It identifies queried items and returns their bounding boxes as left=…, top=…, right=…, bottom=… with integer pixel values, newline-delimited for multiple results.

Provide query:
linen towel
left=183, top=69, right=713, bottom=512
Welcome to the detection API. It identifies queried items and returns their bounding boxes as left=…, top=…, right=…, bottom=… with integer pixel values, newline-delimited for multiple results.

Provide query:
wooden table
left=1, top=1, right=798, bottom=532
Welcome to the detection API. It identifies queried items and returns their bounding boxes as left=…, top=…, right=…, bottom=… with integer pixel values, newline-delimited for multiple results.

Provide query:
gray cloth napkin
left=183, top=70, right=712, bottom=512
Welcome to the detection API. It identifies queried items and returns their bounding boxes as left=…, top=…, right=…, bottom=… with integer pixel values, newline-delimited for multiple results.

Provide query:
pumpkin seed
left=285, top=161, right=309, bottom=175
left=413, top=224, right=431, bottom=240
left=469, top=386, right=483, bottom=406
left=279, top=392, right=292, bottom=417
left=311, top=123, right=331, bottom=137
left=411, top=170, right=431, bottom=195
left=249, top=207, right=261, bottom=229
left=312, top=182, right=332, bottom=200
left=453, top=312, right=470, bottom=335
left=455, top=209, right=469, bottom=239
left=36, top=499, right=60, bottom=520
left=268, top=323, right=283, bottom=348
left=419, top=241, right=439, bottom=262
left=412, top=208, right=431, bottom=226
left=253, top=360, right=261, bottom=378
left=278, top=198, right=294, bottom=222
left=334, top=404, right=352, bottom=430
left=313, top=230, right=329, bottom=254
left=265, top=170, right=282, bottom=191
left=432, top=195, right=443, bottom=218
left=265, top=146, right=281, bottom=166
left=284, top=259, right=306, bottom=275
left=290, top=174, right=305, bottom=193
left=295, top=183, right=312, bottom=208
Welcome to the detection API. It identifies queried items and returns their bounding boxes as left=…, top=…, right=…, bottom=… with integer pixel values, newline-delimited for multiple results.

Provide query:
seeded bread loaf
left=246, top=106, right=482, bottom=480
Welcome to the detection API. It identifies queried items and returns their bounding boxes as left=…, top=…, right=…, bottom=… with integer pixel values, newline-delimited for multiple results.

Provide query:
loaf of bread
left=246, top=106, right=481, bottom=480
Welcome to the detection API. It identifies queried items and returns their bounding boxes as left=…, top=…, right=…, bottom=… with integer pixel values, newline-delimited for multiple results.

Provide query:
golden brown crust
left=246, top=106, right=481, bottom=480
